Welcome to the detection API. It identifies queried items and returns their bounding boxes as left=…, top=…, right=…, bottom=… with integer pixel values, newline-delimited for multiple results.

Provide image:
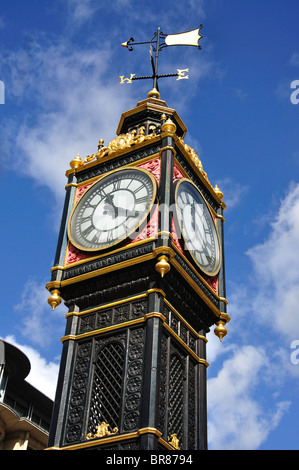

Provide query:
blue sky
left=1, top=0, right=299, bottom=450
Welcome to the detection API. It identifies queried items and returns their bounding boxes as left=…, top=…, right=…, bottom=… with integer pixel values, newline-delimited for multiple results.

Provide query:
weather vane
left=120, top=26, right=203, bottom=91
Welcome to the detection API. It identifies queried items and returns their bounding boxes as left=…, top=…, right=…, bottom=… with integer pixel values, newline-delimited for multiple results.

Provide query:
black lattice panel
left=89, top=341, right=125, bottom=432
left=168, top=354, right=184, bottom=440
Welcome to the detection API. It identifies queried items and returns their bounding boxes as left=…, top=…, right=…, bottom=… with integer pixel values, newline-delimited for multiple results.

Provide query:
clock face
left=175, top=179, right=221, bottom=276
left=68, top=167, right=156, bottom=251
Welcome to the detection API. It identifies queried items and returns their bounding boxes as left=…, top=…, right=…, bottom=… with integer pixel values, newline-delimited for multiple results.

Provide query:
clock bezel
left=174, top=178, right=222, bottom=276
left=67, top=166, right=157, bottom=252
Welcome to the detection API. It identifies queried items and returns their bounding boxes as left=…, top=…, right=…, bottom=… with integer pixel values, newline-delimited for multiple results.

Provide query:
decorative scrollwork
left=177, top=137, right=208, bottom=179
left=70, top=127, right=158, bottom=169
left=86, top=422, right=118, bottom=440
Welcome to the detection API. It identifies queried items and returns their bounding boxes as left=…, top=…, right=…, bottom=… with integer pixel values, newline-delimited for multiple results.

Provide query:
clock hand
left=114, top=205, right=140, bottom=218
left=191, top=205, right=196, bottom=231
left=103, top=202, right=117, bottom=218
left=103, top=194, right=118, bottom=219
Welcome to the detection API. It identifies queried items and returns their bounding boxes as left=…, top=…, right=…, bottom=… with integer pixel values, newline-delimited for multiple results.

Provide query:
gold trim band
left=65, top=289, right=166, bottom=319
left=61, top=312, right=166, bottom=343
left=60, top=253, right=154, bottom=287
left=61, top=309, right=208, bottom=366
left=45, top=427, right=163, bottom=451
left=163, top=298, right=208, bottom=343
left=65, top=292, right=148, bottom=318
left=163, top=323, right=209, bottom=367
left=159, top=146, right=177, bottom=157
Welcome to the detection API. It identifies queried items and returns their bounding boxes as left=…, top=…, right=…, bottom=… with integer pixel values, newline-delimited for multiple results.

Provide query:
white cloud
left=14, top=278, right=66, bottom=348
left=289, top=52, right=299, bottom=67
left=1, top=38, right=135, bottom=201
left=208, top=345, right=291, bottom=450
left=215, top=177, right=249, bottom=210
left=2, top=335, right=59, bottom=400
left=247, top=182, right=299, bottom=341
left=207, top=183, right=299, bottom=449
left=67, top=0, right=98, bottom=24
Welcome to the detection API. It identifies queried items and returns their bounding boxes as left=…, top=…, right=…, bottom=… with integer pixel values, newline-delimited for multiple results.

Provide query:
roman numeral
left=81, top=223, right=94, bottom=237
left=135, top=195, right=148, bottom=204
left=112, top=180, right=122, bottom=191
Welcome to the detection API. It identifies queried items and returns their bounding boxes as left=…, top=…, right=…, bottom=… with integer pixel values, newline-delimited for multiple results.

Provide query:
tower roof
left=116, top=89, right=187, bottom=138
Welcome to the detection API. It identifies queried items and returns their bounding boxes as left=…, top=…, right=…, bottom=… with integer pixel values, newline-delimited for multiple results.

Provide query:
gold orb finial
left=214, top=321, right=227, bottom=342
left=70, top=153, right=82, bottom=170
left=214, top=184, right=224, bottom=200
left=155, top=256, right=170, bottom=278
left=48, top=289, right=62, bottom=311
left=161, top=117, right=176, bottom=135
left=148, top=88, right=160, bottom=99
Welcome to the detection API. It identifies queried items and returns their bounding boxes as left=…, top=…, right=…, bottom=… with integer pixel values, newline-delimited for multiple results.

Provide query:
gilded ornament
left=168, top=433, right=180, bottom=450
left=47, top=289, right=61, bottom=311
left=161, top=117, right=176, bottom=135
left=178, top=137, right=207, bottom=175
left=86, top=422, right=118, bottom=440
left=155, top=255, right=171, bottom=277
left=214, top=321, right=227, bottom=342
left=147, top=88, right=160, bottom=99
left=81, top=128, right=157, bottom=166
left=214, top=185, right=224, bottom=200
left=69, top=153, right=82, bottom=170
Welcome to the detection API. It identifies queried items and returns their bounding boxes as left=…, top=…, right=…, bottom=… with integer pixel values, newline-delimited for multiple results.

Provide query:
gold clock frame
left=174, top=178, right=222, bottom=277
left=67, top=166, right=157, bottom=252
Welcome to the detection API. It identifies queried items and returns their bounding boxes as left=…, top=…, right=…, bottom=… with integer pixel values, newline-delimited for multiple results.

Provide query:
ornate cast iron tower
left=46, top=88, right=229, bottom=451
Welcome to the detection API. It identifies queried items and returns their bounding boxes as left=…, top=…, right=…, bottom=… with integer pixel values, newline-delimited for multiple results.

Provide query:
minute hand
left=115, top=206, right=140, bottom=218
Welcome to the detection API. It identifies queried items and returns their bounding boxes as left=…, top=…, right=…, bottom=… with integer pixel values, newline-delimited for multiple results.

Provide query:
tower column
left=46, top=91, right=228, bottom=451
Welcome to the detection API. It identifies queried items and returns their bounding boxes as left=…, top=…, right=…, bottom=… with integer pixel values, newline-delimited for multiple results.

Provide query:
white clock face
left=68, top=167, right=156, bottom=251
left=175, top=179, right=221, bottom=275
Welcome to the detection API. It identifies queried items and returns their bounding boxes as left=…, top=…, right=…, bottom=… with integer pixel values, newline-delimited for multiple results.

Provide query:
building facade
left=0, top=340, right=53, bottom=450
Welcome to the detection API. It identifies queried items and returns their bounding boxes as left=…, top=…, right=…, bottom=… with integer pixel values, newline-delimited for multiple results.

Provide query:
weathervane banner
left=165, top=27, right=203, bottom=48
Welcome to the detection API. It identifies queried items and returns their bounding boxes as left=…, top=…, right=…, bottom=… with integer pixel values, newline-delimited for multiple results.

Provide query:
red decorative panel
left=173, top=163, right=184, bottom=182
left=128, top=206, right=159, bottom=244
left=205, top=276, right=218, bottom=294
left=75, top=182, right=93, bottom=202
left=171, top=220, right=183, bottom=253
left=65, top=242, right=90, bottom=265
left=138, top=158, right=161, bottom=183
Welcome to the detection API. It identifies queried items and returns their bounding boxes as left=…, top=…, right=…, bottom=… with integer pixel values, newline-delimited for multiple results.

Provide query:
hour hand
left=103, top=202, right=117, bottom=218
left=116, top=206, right=139, bottom=218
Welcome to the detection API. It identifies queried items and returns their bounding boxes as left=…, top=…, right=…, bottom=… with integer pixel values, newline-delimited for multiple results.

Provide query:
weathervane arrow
left=120, top=26, right=203, bottom=90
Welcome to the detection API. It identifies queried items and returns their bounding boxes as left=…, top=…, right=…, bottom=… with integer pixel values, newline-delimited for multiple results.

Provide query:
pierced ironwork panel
left=64, top=341, right=92, bottom=445
left=168, top=353, right=184, bottom=441
left=89, top=341, right=125, bottom=432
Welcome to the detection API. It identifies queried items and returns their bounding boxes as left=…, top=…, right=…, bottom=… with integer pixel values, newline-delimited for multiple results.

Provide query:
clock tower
left=46, top=88, right=229, bottom=451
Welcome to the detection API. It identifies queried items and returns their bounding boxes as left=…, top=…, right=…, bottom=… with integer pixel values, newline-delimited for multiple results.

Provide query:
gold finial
left=162, top=117, right=176, bottom=135
left=214, top=321, right=227, bottom=342
left=148, top=88, right=160, bottom=99
left=47, top=289, right=62, bottom=311
left=155, top=255, right=171, bottom=277
left=69, top=153, right=82, bottom=170
left=214, top=184, right=224, bottom=200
